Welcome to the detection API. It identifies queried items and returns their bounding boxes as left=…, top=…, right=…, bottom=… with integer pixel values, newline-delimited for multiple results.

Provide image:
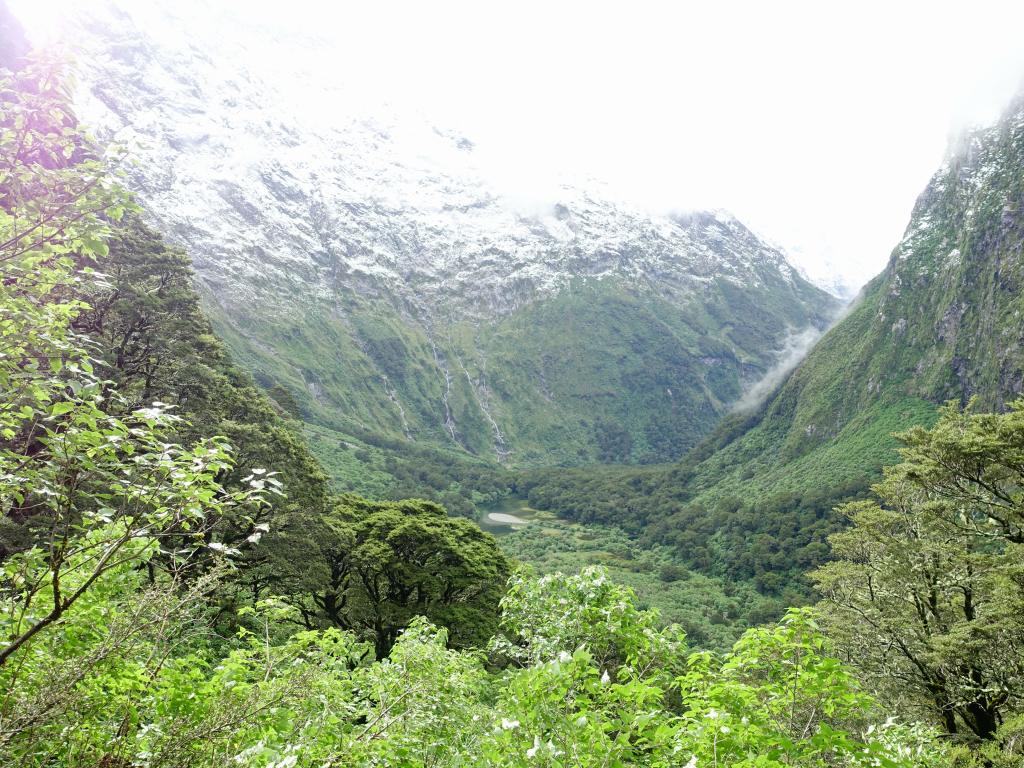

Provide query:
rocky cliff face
left=758, top=90, right=1024, bottom=457
left=56, top=0, right=838, bottom=466
left=646, top=88, right=1024, bottom=503
left=866, top=97, right=1024, bottom=407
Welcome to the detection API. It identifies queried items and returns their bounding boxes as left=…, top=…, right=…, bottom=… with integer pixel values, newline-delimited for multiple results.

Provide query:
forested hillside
left=521, top=90, right=1024, bottom=595
left=4, top=4, right=1024, bottom=764
left=61, top=0, right=838, bottom=472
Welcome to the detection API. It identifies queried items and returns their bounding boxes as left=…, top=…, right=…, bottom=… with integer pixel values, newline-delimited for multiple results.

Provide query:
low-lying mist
left=732, top=327, right=823, bottom=413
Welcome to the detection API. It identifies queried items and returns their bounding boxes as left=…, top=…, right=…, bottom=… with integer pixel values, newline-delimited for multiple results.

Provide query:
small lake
left=477, top=496, right=540, bottom=535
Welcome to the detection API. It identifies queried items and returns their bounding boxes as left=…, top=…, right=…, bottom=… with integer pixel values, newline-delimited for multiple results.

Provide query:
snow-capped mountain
left=30, top=0, right=840, bottom=465
left=65, top=1, right=810, bottom=318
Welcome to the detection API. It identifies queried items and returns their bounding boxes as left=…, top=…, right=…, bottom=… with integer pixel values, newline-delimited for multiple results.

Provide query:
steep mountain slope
left=691, top=89, right=1024, bottom=494
left=522, top=90, right=1024, bottom=589
left=52, top=1, right=837, bottom=471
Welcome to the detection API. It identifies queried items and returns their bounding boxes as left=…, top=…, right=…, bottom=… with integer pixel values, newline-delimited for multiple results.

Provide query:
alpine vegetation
left=3, top=2, right=1024, bottom=766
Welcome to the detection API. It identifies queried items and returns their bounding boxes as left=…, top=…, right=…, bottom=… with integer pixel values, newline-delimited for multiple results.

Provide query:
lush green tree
left=814, top=401, right=1024, bottom=756
left=71, top=217, right=329, bottom=508
left=64, top=217, right=332, bottom=616
left=492, top=566, right=687, bottom=674
left=0, top=56, right=269, bottom=755
left=894, top=399, right=1024, bottom=544
left=675, top=608, right=945, bottom=768
left=288, top=496, right=511, bottom=658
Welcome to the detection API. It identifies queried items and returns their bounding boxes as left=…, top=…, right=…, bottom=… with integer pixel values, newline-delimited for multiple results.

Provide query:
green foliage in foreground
left=816, top=400, right=1024, bottom=761
left=0, top=562, right=954, bottom=768
left=497, top=510, right=785, bottom=650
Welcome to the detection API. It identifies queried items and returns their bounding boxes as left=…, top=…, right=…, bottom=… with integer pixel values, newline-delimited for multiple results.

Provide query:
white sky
left=13, top=0, right=1024, bottom=293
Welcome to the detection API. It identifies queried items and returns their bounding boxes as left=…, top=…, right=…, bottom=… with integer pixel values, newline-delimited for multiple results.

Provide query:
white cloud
left=733, top=327, right=824, bottom=412
left=13, top=0, right=1024, bottom=292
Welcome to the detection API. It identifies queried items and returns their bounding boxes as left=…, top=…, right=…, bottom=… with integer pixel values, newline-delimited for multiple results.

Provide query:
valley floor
left=488, top=498, right=787, bottom=650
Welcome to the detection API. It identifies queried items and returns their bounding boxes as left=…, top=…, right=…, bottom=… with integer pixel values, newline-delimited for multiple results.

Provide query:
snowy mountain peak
left=37, top=0, right=825, bottom=322
left=13, top=0, right=840, bottom=466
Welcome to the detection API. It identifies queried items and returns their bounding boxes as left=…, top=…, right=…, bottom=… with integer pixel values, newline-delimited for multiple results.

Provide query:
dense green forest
left=2, top=44, right=1024, bottom=768
left=218, top=272, right=836, bottom=469
left=517, top=87, right=1024, bottom=609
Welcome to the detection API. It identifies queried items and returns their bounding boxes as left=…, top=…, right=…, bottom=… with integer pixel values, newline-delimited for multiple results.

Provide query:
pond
left=477, top=496, right=541, bottom=535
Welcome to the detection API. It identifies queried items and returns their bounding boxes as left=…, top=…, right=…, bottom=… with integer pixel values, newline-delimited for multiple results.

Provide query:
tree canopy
left=287, top=496, right=511, bottom=658
left=815, top=400, right=1024, bottom=761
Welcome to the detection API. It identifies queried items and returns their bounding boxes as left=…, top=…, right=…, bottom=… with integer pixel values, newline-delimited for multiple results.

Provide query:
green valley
left=521, top=91, right=1024, bottom=597
left=4, top=1, right=1024, bottom=764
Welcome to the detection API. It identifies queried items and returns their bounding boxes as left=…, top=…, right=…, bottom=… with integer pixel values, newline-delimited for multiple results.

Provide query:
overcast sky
left=14, top=0, right=1024, bottom=293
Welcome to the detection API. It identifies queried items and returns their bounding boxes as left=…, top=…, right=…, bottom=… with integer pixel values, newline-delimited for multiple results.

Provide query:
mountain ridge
left=56, top=0, right=839, bottom=469
left=519, top=87, right=1024, bottom=590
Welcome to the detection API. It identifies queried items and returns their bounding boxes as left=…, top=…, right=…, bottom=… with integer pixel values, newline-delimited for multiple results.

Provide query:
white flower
left=526, top=736, right=541, bottom=758
left=683, top=756, right=698, bottom=768
left=558, top=650, right=572, bottom=663
left=600, top=670, right=610, bottom=684
left=501, top=718, right=520, bottom=730
left=720, top=726, right=731, bottom=734
left=706, top=708, right=719, bottom=720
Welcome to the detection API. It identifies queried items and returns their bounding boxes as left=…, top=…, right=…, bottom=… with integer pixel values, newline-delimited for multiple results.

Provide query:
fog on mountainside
left=44, top=0, right=839, bottom=470
left=4, top=1, right=1024, bottom=764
